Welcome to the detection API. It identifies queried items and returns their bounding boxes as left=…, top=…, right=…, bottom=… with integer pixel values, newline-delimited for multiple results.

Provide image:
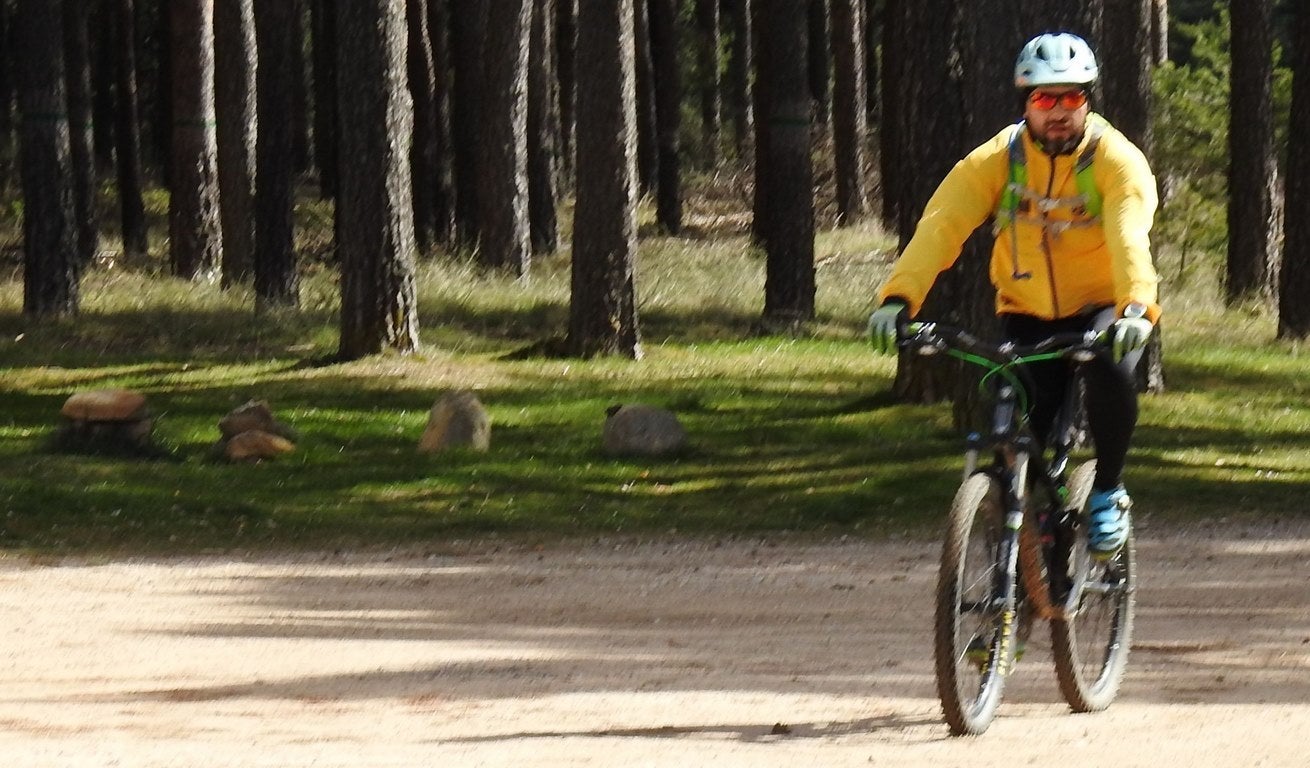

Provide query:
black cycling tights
left=1000, top=308, right=1143, bottom=492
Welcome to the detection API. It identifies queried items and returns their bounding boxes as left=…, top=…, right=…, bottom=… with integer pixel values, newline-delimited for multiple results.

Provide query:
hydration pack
left=993, top=116, right=1106, bottom=237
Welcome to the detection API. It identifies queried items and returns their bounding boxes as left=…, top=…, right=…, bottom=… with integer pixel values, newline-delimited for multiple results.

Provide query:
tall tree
left=169, top=0, right=224, bottom=281
left=426, top=0, right=456, bottom=243
left=527, top=0, right=559, bottom=254
left=756, top=0, right=815, bottom=328
left=808, top=0, right=831, bottom=124
left=449, top=0, right=487, bottom=248
left=254, top=0, right=297, bottom=307
left=694, top=0, right=720, bottom=164
left=407, top=0, right=442, bottom=252
left=310, top=0, right=338, bottom=199
left=112, top=0, right=148, bottom=259
left=724, top=0, right=753, bottom=159
left=633, top=0, right=659, bottom=194
left=555, top=0, right=576, bottom=185
left=568, top=0, right=641, bottom=358
left=63, top=0, right=97, bottom=266
left=17, top=0, right=80, bottom=318
left=648, top=0, right=682, bottom=233
left=477, top=0, right=531, bottom=273
left=1227, top=0, right=1280, bottom=303
left=1279, top=0, right=1310, bottom=338
left=0, top=0, right=12, bottom=179
left=91, top=1, right=116, bottom=170
left=215, top=0, right=258, bottom=286
left=337, top=0, right=420, bottom=359
left=1101, top=0, right=1153, bottom=152
left=1151, top=0, right=1168, bottom=65
left=830, top=0, right=867, bottom=225
left=1102, top=0, right=1164, bottom=393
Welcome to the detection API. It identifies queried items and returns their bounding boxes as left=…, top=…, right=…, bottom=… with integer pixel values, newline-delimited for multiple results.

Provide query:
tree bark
left=808, top=0, right=831, bottom=125
left=254, top=0, right=297, bottom=307
left=1279, top=0, right=1310, bottom=338
left=648, top=0, right=682, bottom=234
left=337, top=0, right=420, bottom=359
left=695, top=0, right=720, bottom=165
left=568, top=0, right=641, bottom=358
left=756, top=0, right=815, bottom=328
left=169, top=0, right=224, bottom=282
left=634, top=0, right=659, bottom=195
left=724, top=0, right=753, bottom=160
left=1100, top=0, right=1153, bottom=153
left=310, top=0, right=339, bottom=199
left=477, top=0, right=532, bottom=273
left=407, top=0, right=441, bottom=252
left=555, top=0, right=576, bottom=186
left=450, top=0, right=487, bottom=248
left=17, top=0, right=80, bottom=318
left=215, top=0, right=258, bottom=286
left=527, top=0, right=559, bottom=254
left=830, top=0, right=867, bottom=225
left=63, top=0, right=97, bottom=266
left=112, top=0, right=148, bottom=259
left=1227, top=0, right=1280, bottom=303
left=426, top=0, right=455, bottom=244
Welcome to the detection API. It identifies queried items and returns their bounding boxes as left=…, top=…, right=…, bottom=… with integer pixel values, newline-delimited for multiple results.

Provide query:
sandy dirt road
left=2, top=520, right=1308, bottom=767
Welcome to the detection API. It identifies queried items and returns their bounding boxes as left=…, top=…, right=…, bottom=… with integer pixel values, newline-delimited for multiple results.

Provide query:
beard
left=1030, top=124, right=1083, bottom=155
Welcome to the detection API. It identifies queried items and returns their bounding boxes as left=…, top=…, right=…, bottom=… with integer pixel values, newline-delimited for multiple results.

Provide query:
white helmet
left=1014, top=33, right=1099, bottom=88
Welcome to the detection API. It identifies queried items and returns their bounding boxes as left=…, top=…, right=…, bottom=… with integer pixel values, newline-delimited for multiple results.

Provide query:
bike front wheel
left=1050, top=466, right=1136, bottom=712
left=934, top=472, right=1018, bottom=735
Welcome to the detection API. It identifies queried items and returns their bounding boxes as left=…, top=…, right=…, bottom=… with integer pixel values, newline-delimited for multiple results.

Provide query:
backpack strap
left=1073, top=116, right=1106, bottom=218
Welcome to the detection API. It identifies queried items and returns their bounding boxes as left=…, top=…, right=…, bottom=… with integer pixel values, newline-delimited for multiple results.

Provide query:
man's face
left=1024, top=87, right=1089, bottom=154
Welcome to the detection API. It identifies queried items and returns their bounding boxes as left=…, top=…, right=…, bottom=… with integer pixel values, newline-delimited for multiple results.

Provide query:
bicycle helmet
left=1014, top=33, right=1099, bottom=88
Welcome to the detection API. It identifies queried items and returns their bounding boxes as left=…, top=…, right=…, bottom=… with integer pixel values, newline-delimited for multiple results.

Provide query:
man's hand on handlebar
left=867, top=300, right=907, bottom=356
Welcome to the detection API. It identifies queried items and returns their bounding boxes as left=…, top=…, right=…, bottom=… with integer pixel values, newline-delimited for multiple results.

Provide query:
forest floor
left=2, top=519, right=1308, bottom=767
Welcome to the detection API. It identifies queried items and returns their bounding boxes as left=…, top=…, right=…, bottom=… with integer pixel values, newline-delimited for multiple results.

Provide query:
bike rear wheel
left=934, top=472, right=1018, bottom=735
left=1051, top=462, right=1136, bottom=712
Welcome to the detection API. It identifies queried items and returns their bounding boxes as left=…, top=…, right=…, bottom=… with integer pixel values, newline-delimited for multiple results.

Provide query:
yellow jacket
left=878, top=114, right=1161, bottom=323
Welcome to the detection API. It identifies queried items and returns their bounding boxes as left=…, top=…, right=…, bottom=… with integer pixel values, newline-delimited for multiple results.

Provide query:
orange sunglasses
left=1028, top=90, right=1088, bottom=111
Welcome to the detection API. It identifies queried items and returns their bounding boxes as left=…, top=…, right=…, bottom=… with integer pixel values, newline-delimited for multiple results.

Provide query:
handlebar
left=896, top=321, right=1109, bottom=365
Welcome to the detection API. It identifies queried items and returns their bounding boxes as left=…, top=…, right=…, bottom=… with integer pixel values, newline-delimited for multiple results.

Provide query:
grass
left=1, top=182, right=1307, bottom=555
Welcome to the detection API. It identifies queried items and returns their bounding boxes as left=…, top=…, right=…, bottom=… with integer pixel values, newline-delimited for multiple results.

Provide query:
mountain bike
left=898, top=321, right=1136, bottom=736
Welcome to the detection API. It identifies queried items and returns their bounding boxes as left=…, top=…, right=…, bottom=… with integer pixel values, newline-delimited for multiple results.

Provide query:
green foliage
left=1150, top=11, right=1293, bottom=288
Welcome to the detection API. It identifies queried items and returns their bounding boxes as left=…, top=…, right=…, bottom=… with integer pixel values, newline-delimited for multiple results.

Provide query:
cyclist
left=868, top=32, right=1159, bottom=559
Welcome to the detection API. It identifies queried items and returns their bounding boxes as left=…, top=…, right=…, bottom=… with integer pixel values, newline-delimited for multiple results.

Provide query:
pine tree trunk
left=17, top=0, right=80, bottom=318
left=1227, top=0, right=1279, bottom=303
left=757, top=0, right=815, bottom=328
left=648, top=0, right=681, bottom=234
left=568, top=0, right=641, bottom=358
left=254, top=0, right=298, bottom=307
left=311, top=0, right=339, bottom=199
left=112, top=0, right=148, bottom=259
left=808, top=0, right=831, bottom=125
left=450, top=0, right=487, bottom=249
left=477, top=0, right=531, bottom=273
left=1279, top=0, right=1310, bottom=338
left=634, top=0, right=659, bottom=195
left=91, top=2, right=117, bottom=171
left=215, top=0, right=257, bottom=286
left=830, top=0, right=867, bottom=225
left=724, top=0, right=753, bottom=160
left=555, top=0, right=576, bottom=187
left=426, top=0, right=456, bottom=245
left=63, top=0, right=98, bottom=266
left=527, top=0, right=559, bottom=254
left=695, top=0, right=720, bottom=165
left=337, top=0, right=420, bottom=359
left=407, top=0, right=441, bottom=253
left=169, top=0, right=223, bottom=282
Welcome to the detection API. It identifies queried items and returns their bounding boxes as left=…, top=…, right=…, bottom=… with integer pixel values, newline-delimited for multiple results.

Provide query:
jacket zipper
left=1040, top=158, right=1060, bottom=318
